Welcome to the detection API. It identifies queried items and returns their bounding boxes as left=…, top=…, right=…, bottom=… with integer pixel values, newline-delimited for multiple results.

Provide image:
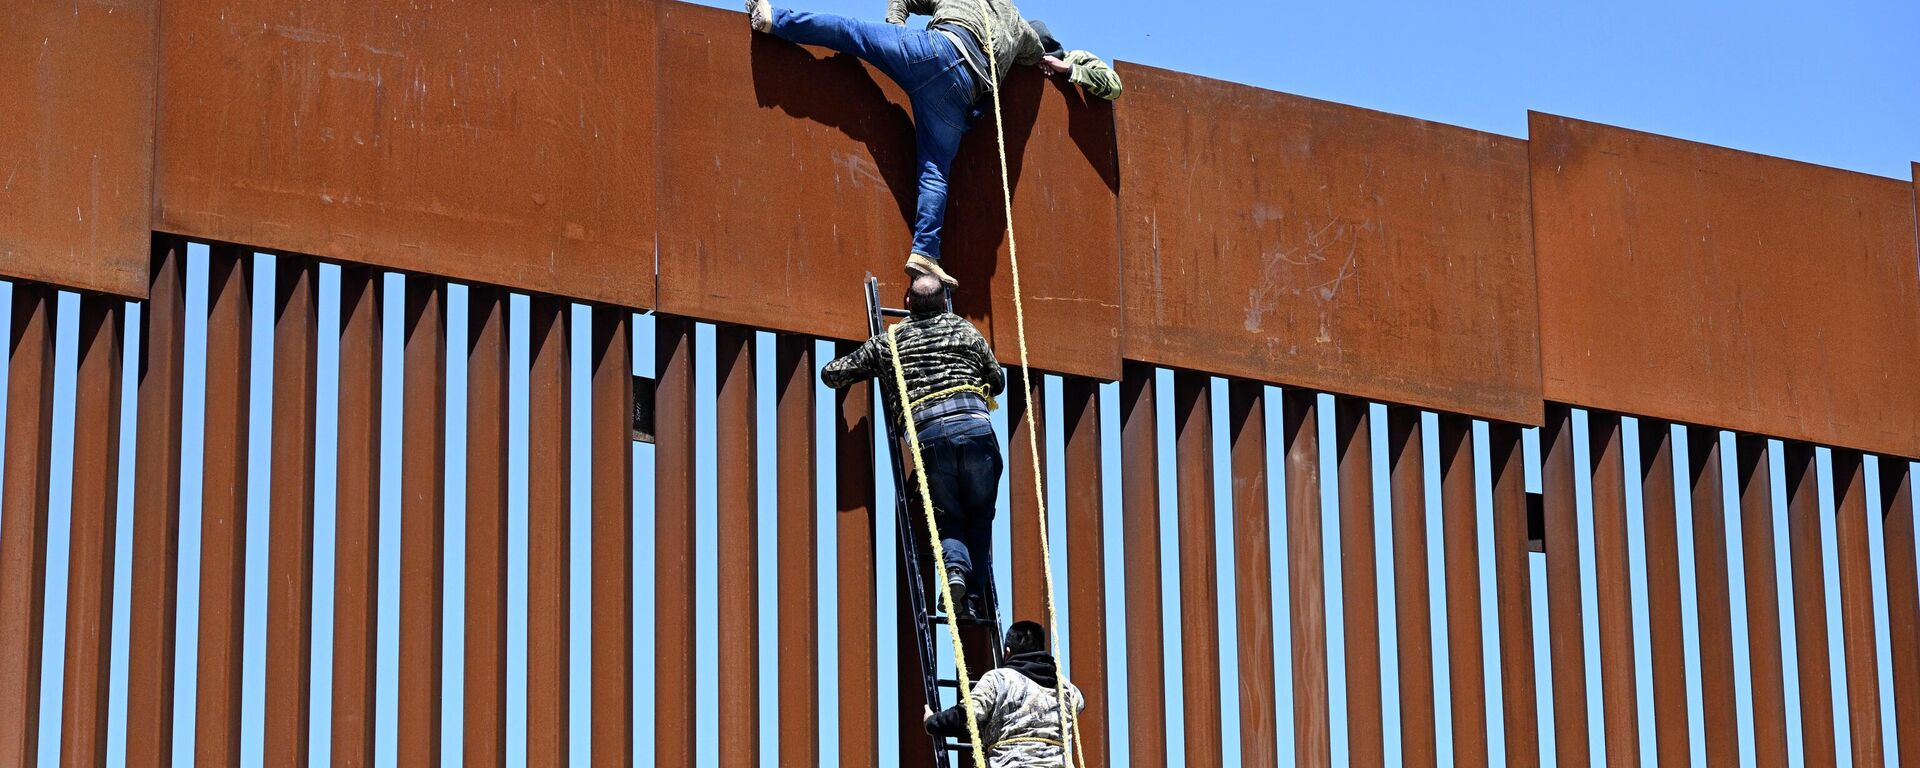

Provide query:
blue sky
left=10, top=0, right=1920, bottom=766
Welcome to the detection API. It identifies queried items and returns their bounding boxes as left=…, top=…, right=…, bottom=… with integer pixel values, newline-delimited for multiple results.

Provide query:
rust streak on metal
left=1539, top=406, right=1589, bottom=766
left=331, top=266, right=381, bottom=767
left=1437, top=415, right=1487, bottom=766
left=1637, top=422, right=1688, bottom=767
left=1735, top=435, right=1788, bottom=767
left=655, top=317, right=698, bottom=767
left=715, top=325, right=760, bottom=767
left=1588, top=413, right=1639, bottom=767
left=1687, top=426, right=1738, bottom=766
left=1335, top=399, right=1383, bottom=764
left=1283, top=389, right=1330, bottom=766
left=1785, top=442, right=1837, bottom=767
left=398, top=278, right=447, bottom=765
left=1117, top=63, right=1542, bottom=424
left=265, top=257, right=319, bottom=763
left=655, top=1, right=1121, bottom=379
left=776, top=335, right=819, bottom=767
left=465, top=286, right=510, bottom=765
left=0, top=0, right=156, bottom=297
left=1387, top=407, right=1435, bottom=766
left=1119, top=362, right=1167, bottom=765
left=1490, top=422, right=1540, bottom=762
left=591, top=309, right=636, bottom=765
left=1227, top=382, right=1276, bottom=768
left=1173, top=371, right=1222, bottom=764
left=1530, top=113, right=1920, bottom=459
left=58, top=297, right=124, bottom=766
left=1063, top=376, right=1110, bottom=766
left=154, top=0, right=657, bottom=309
left=1880, top=461, right=1920, bottom=768
left=0, top=285, right=55, bottom=765
left=834, top=353, right=879, bottom=768
left=1831, top=450, right=1885, bottom=764
left=526, top=296, right=571, bottom=764
left=1009, top=372, right=1046, bottom=621
left=127, top=239, right=186, bottom=765
left=196, top=247, right=252, bottom=766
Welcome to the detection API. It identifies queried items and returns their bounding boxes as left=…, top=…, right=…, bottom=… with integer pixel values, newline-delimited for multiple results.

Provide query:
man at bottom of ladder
left=924, top=620, right=1087, bottom=766
left=822, top=274, right=1005, bottom=616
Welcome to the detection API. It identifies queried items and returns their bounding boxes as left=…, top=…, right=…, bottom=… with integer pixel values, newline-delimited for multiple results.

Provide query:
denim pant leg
left=768, top=9, right=927, bottom=85
left=907, top=76, right=975, bottom=261
left=954, top=422, right=1003, bottom=593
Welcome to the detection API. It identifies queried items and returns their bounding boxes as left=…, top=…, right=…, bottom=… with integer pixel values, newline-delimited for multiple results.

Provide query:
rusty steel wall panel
left=331, top=266, right=381, bottom=767
left=655, top=317, right=698, bottom=767
left=1282, top=389, right=1330, bottom=765
left=1172, top=371, right=1222, bottom=764
left=775, top=335, right=818, bottom=767
left=1587, top=414, right=1638, bottom=768
left=0, top=286, right=56, bottom=766
left=196, top=248, right=252, bottom=766
left=591, top=310, right=636, bottom=765
left=58, top=297, right=123, bottom=766
left=655, top=1, right=1122, bottom=381
left=526, top=297, right=571, bottom=764
left=1008, top=374, right=1046, bottom=621
left=1637, top=423, right=1688, bottom=767
left=1785, top=443, right=1838, bottom=767
left=465, top=287, right=510, bottom=765
left=1489, top=423, right=1539, bottom=762
left=1735, top=436, right=1788, bottom=767
left=0, top=0, right=155, bottom=297
left=1386, top=407, right=1435, bottom=767
left=833, top=358, right=879, bottom=768
left=1531, top=114, right=1920, bottom=459
left=1539, top=408, right=1589, bottom=766
left=399, top=279, right=447, bottom=765
left=265, top=258, right=319, bottom=762
left=1116, top=64, right=1542, bottom=425
left=1687, top=427, right=1739, bottom=766
left=1831, top=451, right=1885, bottom=764
left=127, top=240, right=186, bottom=766
left=154, top=0, right=657, bottom=310
left=1334, top=400, right=1383, bottom=763
left=1881, top=462, right=1920, bottom=768
left=1118, top=363, right=1166, bottom=766
left=1437, top=416, right=1487, bottom=766
left=1227, top=382, right=1277, bottom=768
left=714, top=326, right=760, bottom=767
left=1062, top=377, right=1110, bottom=767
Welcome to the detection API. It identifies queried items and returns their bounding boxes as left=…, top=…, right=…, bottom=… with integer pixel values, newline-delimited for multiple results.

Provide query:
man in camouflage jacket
left=748, top=0, right=1121, bottom=289
left=924, top=621, right=1088, bottom=767
left=823, top=274, right=1004, bottom=608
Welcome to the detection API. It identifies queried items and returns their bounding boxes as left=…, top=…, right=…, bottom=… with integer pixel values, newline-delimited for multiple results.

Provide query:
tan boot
left=905, top=253, right=958, bottom=288
left=746, top=0, right=771, bottom=33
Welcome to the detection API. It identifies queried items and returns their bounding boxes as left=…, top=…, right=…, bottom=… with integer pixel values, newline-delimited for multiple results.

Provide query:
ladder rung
left=929, top=613, right=995, bottom=627
left=881, top=307, right=912, bottom=318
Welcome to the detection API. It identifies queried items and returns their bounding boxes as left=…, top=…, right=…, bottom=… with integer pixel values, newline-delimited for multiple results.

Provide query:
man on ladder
left=924, top=620, right=1086, bottom=767
left=825, top=273, right=1004, bottom=616
left=747, top=0, right=1122, bottom=289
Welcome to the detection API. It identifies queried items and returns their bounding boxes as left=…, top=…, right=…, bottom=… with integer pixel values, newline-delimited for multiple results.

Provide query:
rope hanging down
left=885, top=324, right=991, bottom=768
left=974, top=8, right=1086, bottom=767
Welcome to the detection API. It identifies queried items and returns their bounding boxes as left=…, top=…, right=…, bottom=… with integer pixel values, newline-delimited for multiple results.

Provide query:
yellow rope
left=973, top=9, right=1085, bottom=768
left=885, top=323, right=990, bottom=768
left=909, top=383, right=998, bottom=412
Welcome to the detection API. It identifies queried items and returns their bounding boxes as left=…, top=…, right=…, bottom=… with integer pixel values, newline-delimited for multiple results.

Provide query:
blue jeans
left=914, top=412, right=1002, bottom=596
left=771, top=9, right=979, bottom=261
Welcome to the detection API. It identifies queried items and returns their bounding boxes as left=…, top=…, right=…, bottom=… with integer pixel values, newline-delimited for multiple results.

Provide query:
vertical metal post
left=1588, top=413, right=1638, bottom=767
left=1119, top=362, right=1166, bottom=766
left=1832, top=450, right=1885, bottom=764
left=1736, top=434, right=1788, bottom=767
left=591, top=308, right=636, bottom=766
left=127, top=239, right=186, bottom=766
left=58, top=296, right=124, bottom=766
left=331, top=267, right=381, bottom=767
left=398, top=278, right=447, bottom=766
left=1490, top=422, right=1539, bottom=762
left=1227, top=381, right=1275, bottom=768
left=715, top=325, right=759, bottom=768
left=1638, top=422, right=1688, bottom=767
left=265, top=257, right=319, bottom=763
left=1387, top=406, right=1434, bottom=767
left=1879, top=461, right=1919, bottom=768
left=465, top=287, right=510, bottom=765
left=1687, top=426, right=1738, bottom=766
left=1437, top=415, right=1486, bottom=766
left=196, top=246, right=251, bottom=766
left=1009, top=371, right=1046, bottom=622
left=1785, top=442, right=1837, bottom=767
left=834, top=343, right=878, bottom=768
left=526, top=296, right=570, bottom=764
left=1539, top=405, right=1589, bottom=766
left=1063, top=376, right=1110, bottom=767
left=0, top=284, right=56, bottom=766
left=1173, top=371, right=1222, bottom=764
left=1335, top=398, right=1382, bottom=764
left=776, top=335, right=818, bottom=767
left=1284, top=389, right=1329, bottom=766
left=654, top=316, right=697, bottom=768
